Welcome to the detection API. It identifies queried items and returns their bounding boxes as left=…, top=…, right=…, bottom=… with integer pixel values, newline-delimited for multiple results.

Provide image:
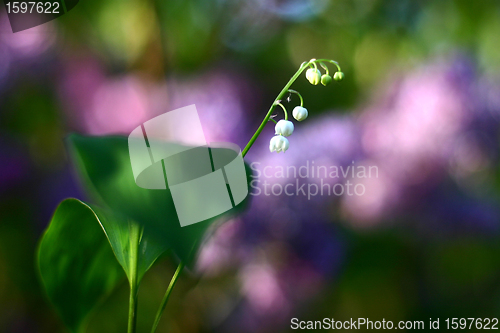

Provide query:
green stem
left=275, top=102, right=288, bottom=120
left=288, top=89, right=304, bottom=107
left=241, top=61, right=311, bottom=157
left=127, top=223, right=142, bottom=333
left=319, top=61, right=329, bottom=75
left=150, top=262, right=185, bottom=333
left=127, top=280, right=138, bottom=333
left=315, top=58, right=342, bottom=72
left=312, top=60, right=318, bottom=71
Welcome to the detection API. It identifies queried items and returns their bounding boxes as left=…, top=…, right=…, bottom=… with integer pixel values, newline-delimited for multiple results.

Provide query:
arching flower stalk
left=242, top=58, right=343, bottom=157
left=149, top=59, right=344, bottom=333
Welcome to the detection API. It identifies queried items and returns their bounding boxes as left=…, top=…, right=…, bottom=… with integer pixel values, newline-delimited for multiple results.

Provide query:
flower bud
left=275, top=120, right=294, bottom=137
left=306, top=68, right=321, bottom=85
left=333, top=71, right=344, bottom=81
left=305, top=68, right=314, bottom=81
left=321, top=74, right=332, bottom=86
left=292, top=106, right=308, bottom=121
left=269, top=135, right=289, bottom=153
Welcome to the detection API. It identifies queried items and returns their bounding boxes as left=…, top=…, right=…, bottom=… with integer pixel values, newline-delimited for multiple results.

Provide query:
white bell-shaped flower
left=269, top=135, right=289, bottom=153
left=305, top=68, right=321, bottom=85
left=275, top=120, right=294, bottom=137
left=292, top=106, right=308, bottom=121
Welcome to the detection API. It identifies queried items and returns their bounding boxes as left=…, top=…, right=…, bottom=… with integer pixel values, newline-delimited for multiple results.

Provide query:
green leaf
left=37, top=198, right=125, bottom=333
left=67, top=134, right=250, bottom=268
left=89, top=205, right=168, bottom=283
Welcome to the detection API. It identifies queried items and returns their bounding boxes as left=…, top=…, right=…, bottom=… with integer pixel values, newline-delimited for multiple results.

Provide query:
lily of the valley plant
left=37, top=58, right=342, bottom=333
left=243, top=58, right=343, bottom=156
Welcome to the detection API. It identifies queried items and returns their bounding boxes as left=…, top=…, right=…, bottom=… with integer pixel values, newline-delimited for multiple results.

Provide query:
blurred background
left=2, top=0, right=500, bottom=332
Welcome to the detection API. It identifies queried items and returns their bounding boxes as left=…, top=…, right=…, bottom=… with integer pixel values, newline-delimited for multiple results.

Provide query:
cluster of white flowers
left=269, top=106, right=309, bottom=153
left=269, top=60, right=344, bottom=154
